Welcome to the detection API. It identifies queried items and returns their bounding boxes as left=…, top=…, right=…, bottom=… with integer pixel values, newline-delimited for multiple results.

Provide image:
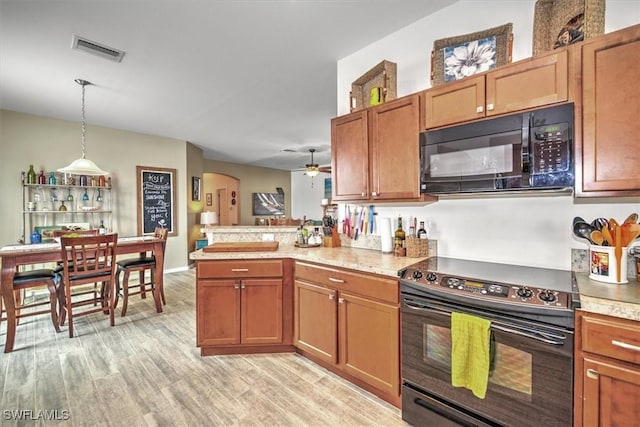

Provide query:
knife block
left=323, top=227, right=341, bottom=248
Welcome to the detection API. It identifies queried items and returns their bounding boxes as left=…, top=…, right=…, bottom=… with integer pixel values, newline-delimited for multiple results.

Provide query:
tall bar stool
left=114, top=227, right=168, bottom=316
left=0, top=267, right=63, bottom=345
left=58, top=233, right=118, bottom=338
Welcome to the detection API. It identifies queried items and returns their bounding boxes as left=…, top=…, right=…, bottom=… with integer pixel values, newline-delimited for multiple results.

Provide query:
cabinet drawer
left=581, top=311, right=640, bottom=365
left=295, top=261, right=398, bottom=304
left=197, top=259, right=283, bottom=278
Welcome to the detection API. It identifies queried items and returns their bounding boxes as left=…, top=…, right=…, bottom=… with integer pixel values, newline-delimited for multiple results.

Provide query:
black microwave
left=420, top=103, right=574, bottom=195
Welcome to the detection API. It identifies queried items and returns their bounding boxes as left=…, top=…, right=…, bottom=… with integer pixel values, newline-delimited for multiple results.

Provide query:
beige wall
left=0, top=109, right=190, bottom=270
left=204, top=159, right=291, bottom=225
left=203, top=173, right=240, bottom=225
left=186, top=142, right=204, bottom=258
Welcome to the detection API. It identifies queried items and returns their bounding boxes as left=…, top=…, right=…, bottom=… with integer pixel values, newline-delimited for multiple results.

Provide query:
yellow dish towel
left=451, top=312, right=491, bottom=399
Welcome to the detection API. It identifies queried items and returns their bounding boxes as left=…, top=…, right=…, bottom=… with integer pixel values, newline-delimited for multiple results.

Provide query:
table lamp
left=200, top=211, right=218, bottom=244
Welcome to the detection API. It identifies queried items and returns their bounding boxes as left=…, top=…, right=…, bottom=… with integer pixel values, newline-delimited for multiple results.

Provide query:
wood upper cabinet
left=331, top=94, right=421, bottom=202
left=331, top=110, right=369, bottom=201
left=293, top=261, right=400, bottom=403
left=576, top=24, right=640, bottom=197
left=574, top=310, right=640, bottom=426
left=196, top=260, right=284, bottom=349
left=424, top=49, right=569, bottom=129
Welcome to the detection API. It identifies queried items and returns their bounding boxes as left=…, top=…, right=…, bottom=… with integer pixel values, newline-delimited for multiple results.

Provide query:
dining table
left=0, top=235, right=166, bottom=353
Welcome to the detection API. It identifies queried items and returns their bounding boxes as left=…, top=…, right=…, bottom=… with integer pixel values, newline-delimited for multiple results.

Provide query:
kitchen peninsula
left=191, top=227, right=428, bottom=406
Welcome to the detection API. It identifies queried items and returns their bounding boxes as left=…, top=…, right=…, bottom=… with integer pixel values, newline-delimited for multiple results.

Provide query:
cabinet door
left=339, top=291, right=399, bottom=397
left=241, top=279, right=283, bottom=345
left=424, top=75, right=485, bottom=128
left=369, top=94, right=421, bottom=200
left=578, top=26, right=640, bottom=195
left=294, top=280, right=338, bottom=364
left=581, top=355, right=640, bottom=427
left=331, top=111, right=369, bottom=201
left=196, top=279, right=240, bottom=346
left=486, top=50, right=568, bottom=116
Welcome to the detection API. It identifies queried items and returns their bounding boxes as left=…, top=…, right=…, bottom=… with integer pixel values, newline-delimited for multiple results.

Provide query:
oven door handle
left=403, top=299, right=568, bottom=345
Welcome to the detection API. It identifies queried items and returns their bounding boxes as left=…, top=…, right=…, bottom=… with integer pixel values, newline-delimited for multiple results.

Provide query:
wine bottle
left=417, top=221, right=428, bottom=239
left=27, top=165, right=36, bottom=184
left=98, top=220, right=106, bottom=235
left=48, top=172, right=56, bottom=185
left=394, top=216, right=406, bottom=249
left=38, top=170, right=46, bottom=184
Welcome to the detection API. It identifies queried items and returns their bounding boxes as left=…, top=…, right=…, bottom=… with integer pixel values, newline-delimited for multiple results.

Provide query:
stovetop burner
left=400, top=257, right=580, bottom=329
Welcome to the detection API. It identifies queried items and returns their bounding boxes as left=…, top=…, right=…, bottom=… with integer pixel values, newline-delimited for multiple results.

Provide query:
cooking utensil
left=623, top=212, right=638, bottom=224
left=573, top=221, right=596, bottom=244
left=590, top=217, right=608, bottom=231
left=590, top=230, right=604, bottom=246
left=573, top=216, right=586, bottom=228
left=621, top=223, right=640, bottom=247
left=608, top=218, right=620, bottom=246
left=601, top=226, right=614, bottom=246
left=615, top=225, right=622, bottom=283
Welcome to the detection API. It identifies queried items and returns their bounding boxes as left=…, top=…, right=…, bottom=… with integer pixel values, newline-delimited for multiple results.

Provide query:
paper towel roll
left=379, top=217, right=393, bottom=253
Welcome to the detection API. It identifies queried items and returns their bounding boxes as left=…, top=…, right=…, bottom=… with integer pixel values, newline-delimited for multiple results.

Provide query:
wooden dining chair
left=58, top=233, right=118, bottom=337
left=0, top=266, right=63, bottom=349
left=114, top=227, right=168, bottom=316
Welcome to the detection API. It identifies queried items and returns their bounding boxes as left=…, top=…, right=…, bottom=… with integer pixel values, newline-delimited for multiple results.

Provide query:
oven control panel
left=404, top=268, right=570, bottom=308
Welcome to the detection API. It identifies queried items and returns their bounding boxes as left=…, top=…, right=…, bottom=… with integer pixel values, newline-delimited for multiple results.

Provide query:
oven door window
left=402, top=301, right=573, bottom=427
left=424, top=324, right=532, bottom=398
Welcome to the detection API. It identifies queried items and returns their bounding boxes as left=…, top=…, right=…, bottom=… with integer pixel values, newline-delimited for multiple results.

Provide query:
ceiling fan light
left=306, top=169, right=320, bottom=177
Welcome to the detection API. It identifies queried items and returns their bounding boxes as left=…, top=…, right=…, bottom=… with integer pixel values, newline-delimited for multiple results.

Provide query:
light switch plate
left=262, top=233, right=275, bottom=242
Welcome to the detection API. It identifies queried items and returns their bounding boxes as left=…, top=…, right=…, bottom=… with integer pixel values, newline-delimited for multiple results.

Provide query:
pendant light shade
left=58, top=79, right=109, bottom=176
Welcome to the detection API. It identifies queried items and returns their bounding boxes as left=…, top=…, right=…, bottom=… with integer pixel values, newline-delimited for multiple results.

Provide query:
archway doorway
left=203, top=173, right=239, bottom=226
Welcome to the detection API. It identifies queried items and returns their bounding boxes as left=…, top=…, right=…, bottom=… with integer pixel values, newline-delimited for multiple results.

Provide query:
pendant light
left=58, top=79, right=109, bottom=176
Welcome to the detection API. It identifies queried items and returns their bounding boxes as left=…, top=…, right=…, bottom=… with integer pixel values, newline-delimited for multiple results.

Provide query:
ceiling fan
left=297, top=148, right=331, bottom=177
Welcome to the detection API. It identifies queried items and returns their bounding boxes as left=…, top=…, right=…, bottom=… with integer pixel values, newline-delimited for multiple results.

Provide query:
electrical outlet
left=262, top=233, right=275, bottom=242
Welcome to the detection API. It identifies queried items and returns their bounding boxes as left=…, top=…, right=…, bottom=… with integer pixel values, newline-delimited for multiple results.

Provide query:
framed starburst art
left=431, top=23, right=513, bottom=86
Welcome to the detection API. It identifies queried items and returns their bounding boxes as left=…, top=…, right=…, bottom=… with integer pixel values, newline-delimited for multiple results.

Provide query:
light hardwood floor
left=0, top=270, right=407, bottom=426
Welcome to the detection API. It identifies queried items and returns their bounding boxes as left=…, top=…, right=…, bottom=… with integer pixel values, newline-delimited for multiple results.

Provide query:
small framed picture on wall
left=206, top=192, right=212, bottom=206
left=192, top=176, right=201, bottom=201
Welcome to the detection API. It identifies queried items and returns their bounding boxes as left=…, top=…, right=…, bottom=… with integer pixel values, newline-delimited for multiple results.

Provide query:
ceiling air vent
left=71, top=35, right=125, bottom=62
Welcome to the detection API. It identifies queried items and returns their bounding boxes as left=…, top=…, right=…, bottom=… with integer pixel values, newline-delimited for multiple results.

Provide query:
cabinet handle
left=240, top=282, right=246, bottom=289
left=234, top=283, right=240, bottom=289
left=586, top=369, right=599, bottom=380
left=361, top=192, right=366, bottom=197
left=476, top=106, right=484, bottom=113
left=486, top=103, right=494, bottom=111
left=231, top=268, right=249, bottom=272
left=338, top=297, right=344, bottom=304
left=329, top=294, right=335, bottom=300
left=328, top=277, right=345, bottom=283
left=612, top=339, right=640, bottom=352
left=371, top=191, right=377, bottom=197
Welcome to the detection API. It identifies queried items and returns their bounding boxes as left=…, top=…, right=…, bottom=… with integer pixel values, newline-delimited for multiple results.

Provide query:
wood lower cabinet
left=332, top=94, right=427, bottom=203
left=196, top=259, right=293, bottom=355
left=424, top=49, right=569, bottom=129
left=576, top=24, right=640, bottom=197
left=574, top=310, right=640, bottom=426
left=294, top=261, right=400, bottom=406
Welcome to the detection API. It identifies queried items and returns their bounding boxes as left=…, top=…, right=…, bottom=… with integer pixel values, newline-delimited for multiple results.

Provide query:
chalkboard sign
left=137, top=166, right=176, bottom=236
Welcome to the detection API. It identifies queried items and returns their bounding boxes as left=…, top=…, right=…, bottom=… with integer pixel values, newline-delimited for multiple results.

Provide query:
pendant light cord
left=75, top=78, right=90, bottom=160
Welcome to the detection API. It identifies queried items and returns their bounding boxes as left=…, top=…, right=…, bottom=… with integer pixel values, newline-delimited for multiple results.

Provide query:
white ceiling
left=0, top=0, right=457, bottom=170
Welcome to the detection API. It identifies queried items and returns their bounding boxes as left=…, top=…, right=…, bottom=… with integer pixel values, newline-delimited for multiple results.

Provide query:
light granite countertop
left=575, top=273, right=640, bottom=322
left=190, top=244, right=425, bottom=278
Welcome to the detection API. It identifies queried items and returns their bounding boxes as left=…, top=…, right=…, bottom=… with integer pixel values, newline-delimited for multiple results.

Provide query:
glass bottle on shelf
left=98, top=220, right=106, bottom=235
left=59, top=200, right=67, bottom=212
left=27, top=164, right=36, bottom=184
left=98, top=175, right=106, bottom=187
left=48, top=172, right=56, bottom=185
left=38, top=170, right=46, bottom=184
left=79, top=175, right=87, bottom=186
